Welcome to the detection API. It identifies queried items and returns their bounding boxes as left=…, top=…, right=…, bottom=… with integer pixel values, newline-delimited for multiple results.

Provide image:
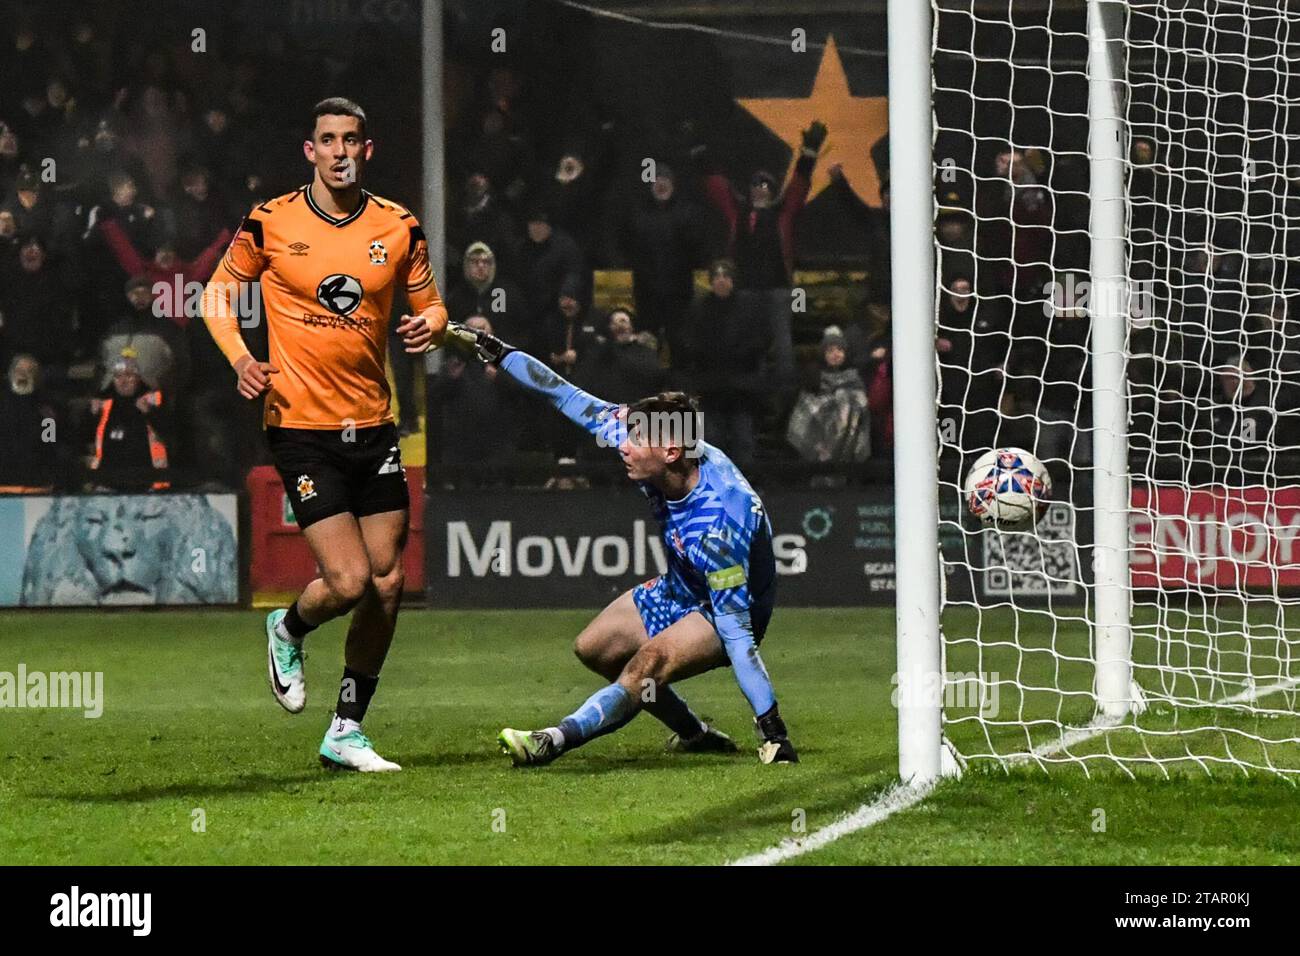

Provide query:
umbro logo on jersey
left=289, top=241, right=310, bottom=256
left=369, top=240, right=387, bottom=265
left=316, top=274, right=363, bottom=316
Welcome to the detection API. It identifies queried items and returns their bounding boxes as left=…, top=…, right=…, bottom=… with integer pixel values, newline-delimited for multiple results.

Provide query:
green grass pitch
left=0, top=608, right=1296, bottom=865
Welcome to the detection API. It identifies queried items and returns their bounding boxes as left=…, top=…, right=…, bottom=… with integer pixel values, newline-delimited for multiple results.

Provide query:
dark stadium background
left=3, top=0, right=1291, bottom=606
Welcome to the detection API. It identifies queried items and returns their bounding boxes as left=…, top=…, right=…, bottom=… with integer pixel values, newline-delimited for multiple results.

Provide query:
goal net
left=928, top=0, right=1300, bottom=778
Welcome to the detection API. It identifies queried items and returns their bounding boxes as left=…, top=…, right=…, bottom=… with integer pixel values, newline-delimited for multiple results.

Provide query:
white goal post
left=893, top=0, right=1300, bottom=783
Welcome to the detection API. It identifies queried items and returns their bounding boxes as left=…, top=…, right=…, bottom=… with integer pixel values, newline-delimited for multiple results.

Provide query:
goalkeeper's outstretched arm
left=468, top=332, right=624, bottom=446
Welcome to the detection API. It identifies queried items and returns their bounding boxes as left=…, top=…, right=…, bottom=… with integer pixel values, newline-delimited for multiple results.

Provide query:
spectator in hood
left=519, top=204, right=585, bottom=325
left=542, top=274, right=601, bottom=382
left=538, top=139, right=605, bottom=260
left=86, top=353, right=171, bottom=492
left=450, top=171, right=521, bottom=271
left=619, top=161, right=712, bottom=364
left=172, top=165, right=228, bottom=260
left=540, top=275, right=601, bottom=461
left=445, top=241, right=528, bottom=347
left=192, top=103, right=255, bottom=210
left=787, top=325, right=871, bottom=468
left=817, top=326, right=866, bottom=395
left=97, top=275, right=187, bottom=395
left=0, top=235, right=75, bottom=377
left=464, top=107, right=533, bottom=208
left=679, top=260, right=771, bottom=469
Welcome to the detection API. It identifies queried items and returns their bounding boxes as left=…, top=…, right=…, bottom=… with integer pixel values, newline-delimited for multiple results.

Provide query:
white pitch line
left=727, top=780, right=936, bottom=866
left=727, top=729, right=1100, bottom=867
left=729, top=675, right=1300, bottom=866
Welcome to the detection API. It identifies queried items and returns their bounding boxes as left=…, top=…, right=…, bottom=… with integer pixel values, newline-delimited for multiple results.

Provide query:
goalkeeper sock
left=556, top=684, right=638, bottom=750
left=278, top=601, right=317, bottom=645
left=645, top=686, right=705, bottom=740
left=756, top=703, right=789, bottom=741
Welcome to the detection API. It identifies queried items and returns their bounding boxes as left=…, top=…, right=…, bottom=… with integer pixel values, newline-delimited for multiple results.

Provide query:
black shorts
left=267, top=424, right=409, bottom=529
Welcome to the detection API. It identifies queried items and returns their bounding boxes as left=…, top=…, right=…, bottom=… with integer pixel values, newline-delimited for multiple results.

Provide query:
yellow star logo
left=737, top=36, right=888, bottom=207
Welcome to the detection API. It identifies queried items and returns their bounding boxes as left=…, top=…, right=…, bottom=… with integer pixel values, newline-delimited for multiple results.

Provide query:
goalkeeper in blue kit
left=446, top=324, right=797, bottom=765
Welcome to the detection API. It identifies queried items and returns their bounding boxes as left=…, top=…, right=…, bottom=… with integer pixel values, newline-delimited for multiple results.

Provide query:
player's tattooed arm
left=479, top=343, right=623, bottom=446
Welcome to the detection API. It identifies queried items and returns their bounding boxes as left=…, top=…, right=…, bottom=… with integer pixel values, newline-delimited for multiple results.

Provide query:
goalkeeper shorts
left=267, top=424, right=409, bottom=529
left=632, top=575, right=774, bottom=651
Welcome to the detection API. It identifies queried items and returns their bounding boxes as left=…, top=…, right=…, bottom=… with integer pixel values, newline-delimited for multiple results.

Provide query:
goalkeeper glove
left=470, top=328, right=516, bottom=365
left=435, top=322, right=482, bottom=357
left=801, top=120, right=828, bottom=156
left=441, top=322, right=517, bottom=365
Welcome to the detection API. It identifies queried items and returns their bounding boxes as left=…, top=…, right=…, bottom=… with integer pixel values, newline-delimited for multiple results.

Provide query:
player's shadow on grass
left=31, top=769, right=350, bottom=804
left=538, top=741, right=841, bottom=775
left=625, top=767, right=898, bottom=846
left=393, top=748, right=521, bottom=770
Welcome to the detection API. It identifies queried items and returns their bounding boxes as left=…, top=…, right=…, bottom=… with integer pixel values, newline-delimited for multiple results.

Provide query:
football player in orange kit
left=201, top=98, right=449, bottom=771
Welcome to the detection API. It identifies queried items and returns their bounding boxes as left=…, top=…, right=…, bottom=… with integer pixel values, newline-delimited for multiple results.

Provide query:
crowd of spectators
left=0, top=12, right=901, bottom=494
left=28, top=14, right=1293, bottom=496
left=436, top=95, right=900, bottom=479
left=0, top=15, right=307, bottom=492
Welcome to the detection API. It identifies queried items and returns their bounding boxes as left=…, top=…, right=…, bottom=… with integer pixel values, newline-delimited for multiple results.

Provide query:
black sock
left=756, top=703, right=787, bottom=740
left=645, top=687, right=706, bottom=740
left=336, top=667, right=379, bottom=722
left=283, top=601, right=317, bottom=640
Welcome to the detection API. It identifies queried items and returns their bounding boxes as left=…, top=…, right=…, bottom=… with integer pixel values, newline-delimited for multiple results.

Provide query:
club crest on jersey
left=368, top=240, right=388, bottom=265
left=671, top=530, right=686, bottom=555
left=296, top=474, right=317, bottom=501
left=316, top=274, right=363, bottom=316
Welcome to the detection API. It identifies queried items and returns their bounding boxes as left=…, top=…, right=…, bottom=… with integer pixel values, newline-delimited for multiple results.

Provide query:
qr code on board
left=982, top=503, right=1080, bottom=597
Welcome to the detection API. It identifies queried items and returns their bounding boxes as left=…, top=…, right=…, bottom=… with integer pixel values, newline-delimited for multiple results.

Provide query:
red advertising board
left=1131, top=485, right=1300, bottom=589
left=246, top=465, right=425, bottom=595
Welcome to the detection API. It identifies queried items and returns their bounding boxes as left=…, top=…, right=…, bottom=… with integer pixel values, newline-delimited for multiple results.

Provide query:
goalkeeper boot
left=666, top=722, right=740, bottom=754
left=266, top=609, right=306, bottom=714
left=498, top=728, right=561, bottom=767
left=755, top=705, right=799, bottom=764
left=319, top=719, right=401, bottom=773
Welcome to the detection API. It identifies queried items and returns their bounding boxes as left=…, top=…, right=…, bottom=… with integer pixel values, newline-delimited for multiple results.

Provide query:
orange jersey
left=200, top=186, right=448, bottom=429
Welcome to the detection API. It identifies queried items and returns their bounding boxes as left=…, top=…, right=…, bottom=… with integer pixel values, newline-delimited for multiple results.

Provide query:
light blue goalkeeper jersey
left=499, top=349, right=778, bottom=715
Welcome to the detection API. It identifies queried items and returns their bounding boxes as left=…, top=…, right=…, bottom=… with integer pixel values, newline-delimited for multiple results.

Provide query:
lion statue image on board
left=20, top=496, right=237, bottom=606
